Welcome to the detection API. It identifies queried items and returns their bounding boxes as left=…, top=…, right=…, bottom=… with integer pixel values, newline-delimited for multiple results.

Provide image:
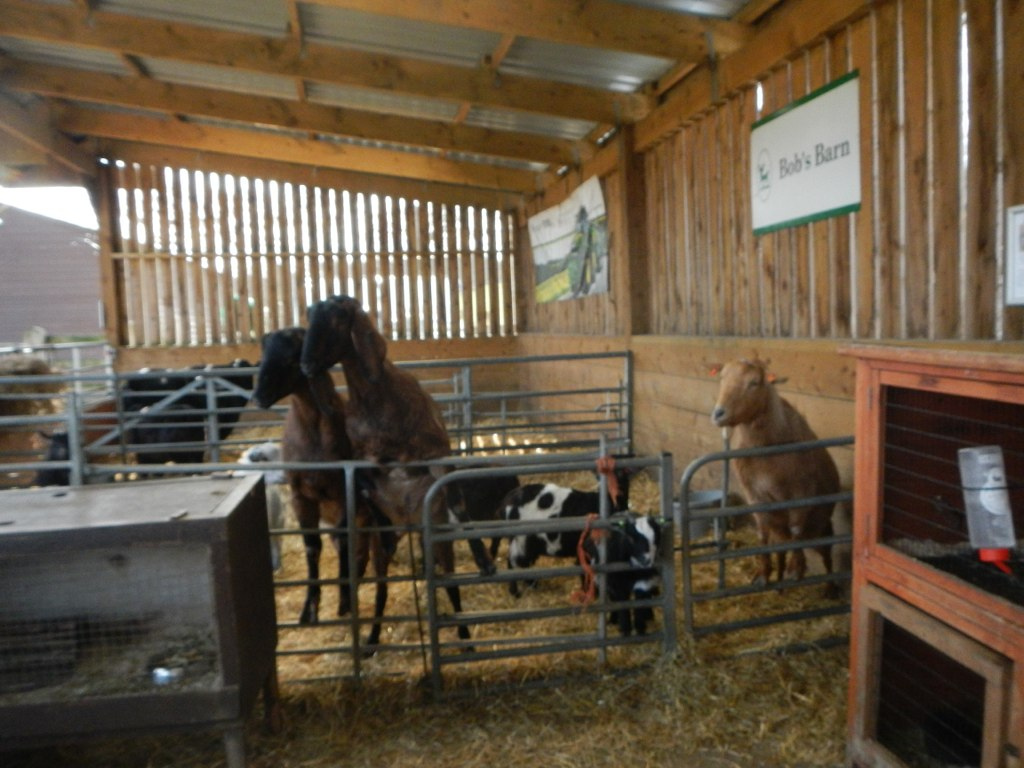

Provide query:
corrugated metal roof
left=299, top=4, right=499, bottom=69
left=501, top=37, right=672, bottom=93
left=142, top=57, right=297, bottom=100
left=0, top=0, right=765, bottom=182
left=306, top=82, right=461, bottom=123
left=96, top=0, right=289, bottom=37
left=465, top=106, right=596, bottom=143
left=612, top=0, right=747, bottom=17
left=0, top=36, right=130, bottom=76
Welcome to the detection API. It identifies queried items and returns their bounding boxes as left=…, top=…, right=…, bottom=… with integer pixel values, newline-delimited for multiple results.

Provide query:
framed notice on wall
left=751, top=70, right=861, bottom=235
left=1006, top=204, right=1024, bottom=306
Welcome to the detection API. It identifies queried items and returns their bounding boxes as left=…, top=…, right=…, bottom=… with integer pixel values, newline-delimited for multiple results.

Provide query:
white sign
left=527, top=176, right=609, bottom=303
left=751, top=71, right=861, bottom=234
left=1006, top=205, right=1024, bottom=306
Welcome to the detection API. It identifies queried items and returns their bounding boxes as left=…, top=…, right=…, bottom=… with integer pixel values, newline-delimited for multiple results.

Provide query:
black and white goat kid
left=501, top=469, right=630, bottom=597
left=582, top=512, right=663, bottom=636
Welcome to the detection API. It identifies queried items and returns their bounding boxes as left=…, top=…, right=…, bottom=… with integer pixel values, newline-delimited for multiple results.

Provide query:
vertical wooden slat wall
left=530, top=0, right=1022, bottom=344
left=103, top=162, right=518, bottom=347
left=637, top=0, right=1024, bottom=341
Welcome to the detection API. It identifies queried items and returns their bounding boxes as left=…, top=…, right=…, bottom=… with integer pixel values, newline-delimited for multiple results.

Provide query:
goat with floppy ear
left=711, top=357, right=837, bottom=592
left=301, top=295, right=497, bottom=647
left=253, top=327, right=394, bottom=652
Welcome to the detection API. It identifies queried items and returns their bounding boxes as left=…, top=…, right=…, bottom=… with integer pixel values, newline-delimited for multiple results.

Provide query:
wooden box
left=0, top=475, right=278, bottom=767
left=844, top=346, right=1024, bottom=768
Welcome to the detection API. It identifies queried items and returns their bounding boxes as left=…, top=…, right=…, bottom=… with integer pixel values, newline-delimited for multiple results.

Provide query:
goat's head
left=710, top=357, right=776, bottom=428
left=301, top=295, right=387, bottom=382
left=619, top=513, right=661, bottom=569
left=253, top=328, right=306, bottom=408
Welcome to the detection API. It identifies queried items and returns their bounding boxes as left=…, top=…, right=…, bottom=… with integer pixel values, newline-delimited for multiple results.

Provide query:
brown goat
left=254, top=327, right=393, bottom=651
left=711, top=357, right=837, bottom=588
left=300, top=295, right=485, bottom=645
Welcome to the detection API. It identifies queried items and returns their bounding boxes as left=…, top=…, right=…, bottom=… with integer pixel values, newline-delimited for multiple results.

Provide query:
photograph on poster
left=527, top=177, right=609, bottom=303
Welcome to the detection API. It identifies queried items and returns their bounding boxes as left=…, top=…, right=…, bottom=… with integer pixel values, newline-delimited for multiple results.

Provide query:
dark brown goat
left=300, top=295, right=485, bottom=645
left=253, top=327, right=393, bottom=650
left=711, top=357, right=837, bottom=589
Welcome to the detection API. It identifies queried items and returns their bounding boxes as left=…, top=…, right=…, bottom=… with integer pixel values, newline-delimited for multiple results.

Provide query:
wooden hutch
left=844, top=346, right=1024, bottom=768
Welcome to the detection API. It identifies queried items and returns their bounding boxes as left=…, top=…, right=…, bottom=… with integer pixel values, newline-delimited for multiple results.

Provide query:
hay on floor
left=5, top=428, right=850, bottom=767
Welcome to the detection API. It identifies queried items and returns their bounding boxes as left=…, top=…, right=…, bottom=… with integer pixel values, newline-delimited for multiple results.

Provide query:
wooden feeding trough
left=844, top=346, right=1024, bottom=768
left=0, top=474, right=279, bottom=768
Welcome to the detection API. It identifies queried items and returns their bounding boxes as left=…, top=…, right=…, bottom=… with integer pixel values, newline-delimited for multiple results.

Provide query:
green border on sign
left=752, top=69, right=860, bottom=131
left=751, top=69, right=861, bottom=235
left=752, top=202, right=861, bottom=236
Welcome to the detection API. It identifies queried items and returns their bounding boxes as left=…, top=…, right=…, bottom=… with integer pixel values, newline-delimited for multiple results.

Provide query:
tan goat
left=711, top=357, right=837, bottom=588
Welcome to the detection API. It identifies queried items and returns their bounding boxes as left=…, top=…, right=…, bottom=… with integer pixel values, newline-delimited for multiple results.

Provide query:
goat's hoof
left=298, top=605, right=320, bottom=626
left=479, top=562, right=497, bottom=577
left=359, top=644, right=379, bottom=659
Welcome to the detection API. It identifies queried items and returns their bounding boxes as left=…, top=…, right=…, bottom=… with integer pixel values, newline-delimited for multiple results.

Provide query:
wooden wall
left=99, top=149, right=520, bottom=350
left=515, top=0, right=1024, bottom=487
left=521, top=0, right=1024, bottom=342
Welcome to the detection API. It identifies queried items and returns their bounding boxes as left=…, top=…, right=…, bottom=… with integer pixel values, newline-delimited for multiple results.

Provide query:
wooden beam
left=0, top=90, right=94, bottom=176
left=1, top=60, right=587, bottom=167
left=58, top=106, right=543, bottom=193
left=0, top=0, right=650, bottom=124
left=100, top=141, right=524, bottom=210
left=307, top=0, right=752, bottom=61
left=634, top=0, right=875, bottom=151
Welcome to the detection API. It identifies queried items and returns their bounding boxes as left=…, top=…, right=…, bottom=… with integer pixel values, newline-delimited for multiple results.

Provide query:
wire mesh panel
left=880, top=385, right=1024, bottom=600
left=0, top=543, right=218, bottom=700
left=0, top=475, right=278, bottom=767
left=853, top=584, right=1012, bottom=768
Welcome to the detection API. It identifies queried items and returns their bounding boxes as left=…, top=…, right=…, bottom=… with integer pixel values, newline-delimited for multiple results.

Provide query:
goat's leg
left=751, top=513, right=773, bottom=585
left=361, top=532, right=393, bottom=658
left=445, top=483, right=497, bottom=576
left=293, top=497, right=323, bottom=625
left=632, top=582, right=657, bottom=635
left=609, top=582, right=633, bottom=636
left=815, top=518, right=838, bottom=598
left=330, top=529, right=356, bottom=617
left=435, top=541, right=472, bottom=643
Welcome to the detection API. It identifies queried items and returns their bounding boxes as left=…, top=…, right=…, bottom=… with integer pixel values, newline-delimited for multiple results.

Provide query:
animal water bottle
left=958, top=445, right=1017, bottom=574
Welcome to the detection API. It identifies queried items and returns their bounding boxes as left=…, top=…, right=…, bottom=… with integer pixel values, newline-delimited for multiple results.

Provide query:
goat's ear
left=351, top=308, right=387, bottom=382
left=768, top=373, right=788, bottom=385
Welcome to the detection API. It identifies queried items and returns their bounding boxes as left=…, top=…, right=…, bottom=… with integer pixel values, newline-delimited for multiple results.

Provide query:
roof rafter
left=0, top=0, right=651, bottom=125
left=0, top=90, right=94, bottom=177
left=57, top=105, right=543, bottom=193
left=2, top=60, right=589, bottom=167
left=305, top=0, right=752, bottom=61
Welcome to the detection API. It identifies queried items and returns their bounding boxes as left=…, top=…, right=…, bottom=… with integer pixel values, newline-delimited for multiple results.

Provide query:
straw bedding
left=6, top=459, right=850, bottom=768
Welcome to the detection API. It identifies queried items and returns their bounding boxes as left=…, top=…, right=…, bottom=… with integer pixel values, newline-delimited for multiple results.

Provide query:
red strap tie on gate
left=595, top=455, right=620, bottom=508
left=570, top=513, right=603, bottom=608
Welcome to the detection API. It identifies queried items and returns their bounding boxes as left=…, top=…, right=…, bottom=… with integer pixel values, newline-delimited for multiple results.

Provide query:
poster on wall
left=1006, top=204, right=1024, bottom=306
left=527, top=176, right=609, bottom=303
left=751, top=70, right=861, bottom=235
